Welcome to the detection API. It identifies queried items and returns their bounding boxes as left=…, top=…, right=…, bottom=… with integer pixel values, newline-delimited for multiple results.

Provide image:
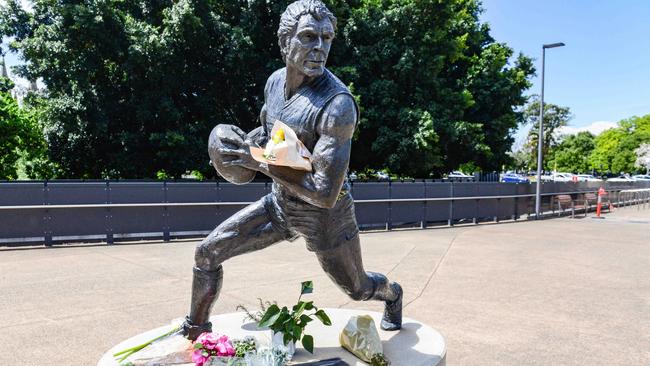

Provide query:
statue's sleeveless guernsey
left=262, top=67, right=360, bottom=252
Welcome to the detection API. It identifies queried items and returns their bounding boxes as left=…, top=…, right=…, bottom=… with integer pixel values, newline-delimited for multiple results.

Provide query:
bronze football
left=208, top=124, right=256, bottom=185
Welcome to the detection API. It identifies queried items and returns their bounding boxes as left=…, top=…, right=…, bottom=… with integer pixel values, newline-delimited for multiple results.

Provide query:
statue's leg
left=313, top=231, right=403, bottom=331
left=183, top=196, right=290, bottom=339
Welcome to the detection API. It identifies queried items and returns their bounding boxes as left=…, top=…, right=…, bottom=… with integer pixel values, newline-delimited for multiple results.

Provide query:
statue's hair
left=277, top=0, right=337, bottom=61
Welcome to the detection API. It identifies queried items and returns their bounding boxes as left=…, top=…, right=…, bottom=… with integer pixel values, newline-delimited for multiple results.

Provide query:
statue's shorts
left=262, top=187, right=360, bottom=252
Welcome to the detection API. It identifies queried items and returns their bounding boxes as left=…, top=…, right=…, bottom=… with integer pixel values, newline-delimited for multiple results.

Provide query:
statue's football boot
left=380, top=282, right=403, bottom=331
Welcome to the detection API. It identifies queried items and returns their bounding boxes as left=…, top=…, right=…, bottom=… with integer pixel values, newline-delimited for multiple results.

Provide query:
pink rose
left=215, top=336, right=235, bottom=357
left=196, top=332, right=220, bottom=349
left=192, top=332, right=235, bottom=364
left=191, top=348, right=209, bottom=366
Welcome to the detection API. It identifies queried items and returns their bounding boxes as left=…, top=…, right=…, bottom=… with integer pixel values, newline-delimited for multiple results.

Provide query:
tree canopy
left=511, top=113, right=650, bottom=175
left=589, top=115, right=650, bottom=174
left=547, top=131, right=594, bottom=173
left=334, top=0, right=534, bottom=177
left=521, top=95, right=572, bottom=171
left=0, top=76, right=45, bottom=179
left=1, top=0, right=535, bottom=179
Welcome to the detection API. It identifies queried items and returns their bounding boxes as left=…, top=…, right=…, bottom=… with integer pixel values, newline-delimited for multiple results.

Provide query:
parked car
left=576, top=174, right=602, bottom=182
left=632, top=174, right=650, bottom=181
left=447, top=171, right=474, bottom=180
left=608, top=174, right=636, bottom=182
left=540, top=173, right=554, bottom=182
left=500, top=173, right=529, bottom=183
left=551, top=172, right=576, bottom=182
left=376, top=171, right=390, bottom=181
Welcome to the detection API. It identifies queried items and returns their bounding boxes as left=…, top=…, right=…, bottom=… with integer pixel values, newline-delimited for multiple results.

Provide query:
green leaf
left=285, top=323, right=293, bottom=335
left=299, top=314, right=313, bottom=325
left=283, top=331, right=293, bottom=346
left=302, top=334, right=314, bottom=354
left=277, top=310, right=292, bottom=325
left=301, top=281, right=314, bottom=295
left=258, top=304, right=281, bottom=328
left=304, top=301, right=314, bottom=310
left=314, top=309, right=332, bottom=326
left=293, top=300, right=307, bottom=316
left=193, top=343, right=203, bottom=349
left=292, top=325, right=302, bottom=340
left=292, top=300, right=305, bottom=312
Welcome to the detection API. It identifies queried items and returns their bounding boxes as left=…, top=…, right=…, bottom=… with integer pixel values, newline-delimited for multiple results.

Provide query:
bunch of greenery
left=258, top=281, right=331, bottom=354
left=232, top=336, right=257, bottom=358
left=370, top=353, right=391, bottom=366
left=237, top=298, right=278, bottom=323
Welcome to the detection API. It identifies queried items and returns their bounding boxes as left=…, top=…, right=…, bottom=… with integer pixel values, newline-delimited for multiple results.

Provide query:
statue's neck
left=284, top=67, right=315, bottom=100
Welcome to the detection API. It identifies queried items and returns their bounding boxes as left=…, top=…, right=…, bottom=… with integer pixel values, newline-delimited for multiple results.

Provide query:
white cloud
left=0, top=0, right=33, bottom=11
left=556, top=121, right=617, bottom=136
left=20, top=0, right=32, bottom=11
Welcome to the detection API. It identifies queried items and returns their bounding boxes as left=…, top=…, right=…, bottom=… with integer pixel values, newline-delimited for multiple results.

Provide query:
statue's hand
left=218, top=127, right=260, bottom=171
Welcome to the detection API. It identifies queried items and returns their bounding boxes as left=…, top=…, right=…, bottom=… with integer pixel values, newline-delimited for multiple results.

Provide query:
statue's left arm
left=221, top=94, right=356, bottom=209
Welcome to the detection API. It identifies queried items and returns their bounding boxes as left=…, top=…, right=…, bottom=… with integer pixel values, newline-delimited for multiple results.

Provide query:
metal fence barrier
left=617, top=188, right=650, bottom=210
left=1, top=180, right=649, bottom=247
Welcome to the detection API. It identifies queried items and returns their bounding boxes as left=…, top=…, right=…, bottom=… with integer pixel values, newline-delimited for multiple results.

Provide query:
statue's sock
left=183, top=265, right=223, bottom=340
left=367, top=272, right=402, bottom=331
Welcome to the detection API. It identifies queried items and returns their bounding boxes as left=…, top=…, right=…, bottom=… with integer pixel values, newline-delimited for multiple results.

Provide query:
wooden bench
left=555, top=194, right=586, bottom=218
left=584, top=193, right=598, bottom=214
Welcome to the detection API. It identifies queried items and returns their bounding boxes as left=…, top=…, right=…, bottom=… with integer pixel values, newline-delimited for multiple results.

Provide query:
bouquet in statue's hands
left=250, top=120, right=312, bottom=172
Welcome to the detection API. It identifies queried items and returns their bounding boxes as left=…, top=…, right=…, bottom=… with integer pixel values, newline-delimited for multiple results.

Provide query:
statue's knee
left=345, top=282, right=374, bottom=301
left=347, top=288, right=368, bottom=301
left=194, top=242, right=213, bottom=269
left=194, top=232, right=236, bottom=270
left=195, top=241, right=208, bottom=260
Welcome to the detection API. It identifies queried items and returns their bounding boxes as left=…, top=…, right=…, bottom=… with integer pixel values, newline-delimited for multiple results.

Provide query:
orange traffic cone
left=593, top=187, right=605, bottom=219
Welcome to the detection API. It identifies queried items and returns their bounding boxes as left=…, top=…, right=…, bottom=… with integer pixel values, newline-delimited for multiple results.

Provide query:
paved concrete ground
left=1, top=207, right=649, bottom=365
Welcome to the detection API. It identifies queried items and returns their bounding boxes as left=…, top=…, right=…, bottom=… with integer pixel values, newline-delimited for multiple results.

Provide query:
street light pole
left=535, top=42, right=564, bottom=219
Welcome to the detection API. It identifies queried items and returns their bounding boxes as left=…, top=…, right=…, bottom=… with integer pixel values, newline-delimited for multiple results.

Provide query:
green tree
left=547, top=131, right=594, bottom=173
left=2, top=0, right=534, bottom=178
left=523, top=96, right=572, bottom=170
left=0, top=79, right=45, bottom=179
left=337, top=0, right=534, bottom=177
left=1, top=0, right=289, bottom=178
left=590, top=115, right=650, bottom=174
left=508, top=148, right=529, bottom=172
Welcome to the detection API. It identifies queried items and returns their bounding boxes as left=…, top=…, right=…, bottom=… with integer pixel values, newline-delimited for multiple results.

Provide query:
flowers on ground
left=193, top=333, right=236, bottom=366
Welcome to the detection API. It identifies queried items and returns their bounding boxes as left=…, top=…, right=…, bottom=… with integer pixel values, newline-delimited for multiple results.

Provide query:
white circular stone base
left=99, top=308, right=446, bottom=366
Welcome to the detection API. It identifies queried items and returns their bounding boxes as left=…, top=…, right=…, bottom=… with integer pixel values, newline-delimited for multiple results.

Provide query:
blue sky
left=480, top=0, right=650, bottom=145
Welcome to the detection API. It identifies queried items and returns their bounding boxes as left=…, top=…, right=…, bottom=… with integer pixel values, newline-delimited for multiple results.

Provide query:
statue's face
left=284, top=14, right=334, bottom=78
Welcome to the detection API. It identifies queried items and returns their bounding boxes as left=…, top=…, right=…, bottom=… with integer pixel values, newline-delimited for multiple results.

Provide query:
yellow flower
left=272, top=128, right=285, bottom=144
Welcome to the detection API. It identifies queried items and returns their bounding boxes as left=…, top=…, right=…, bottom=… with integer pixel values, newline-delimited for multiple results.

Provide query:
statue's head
left=278, top=0, right=337, bottom=77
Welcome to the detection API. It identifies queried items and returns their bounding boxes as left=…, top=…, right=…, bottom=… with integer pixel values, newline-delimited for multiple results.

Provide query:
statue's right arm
left=255, top=94, right=356, bottom=208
